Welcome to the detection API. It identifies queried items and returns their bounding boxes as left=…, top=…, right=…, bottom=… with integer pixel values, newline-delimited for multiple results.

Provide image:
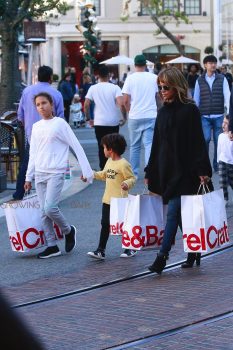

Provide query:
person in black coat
left=0, top=291, right=44, bottom=349
left=145, top=67, right=213, bottom=274
left=229, top=87, right=233, bottom=140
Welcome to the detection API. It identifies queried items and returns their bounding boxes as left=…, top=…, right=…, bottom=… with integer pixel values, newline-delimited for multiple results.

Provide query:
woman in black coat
left=145, top=67, right=213, bottom=274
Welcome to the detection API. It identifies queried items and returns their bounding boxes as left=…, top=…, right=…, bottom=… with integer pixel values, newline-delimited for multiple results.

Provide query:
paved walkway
left=0, top=125, right=233, bottom=349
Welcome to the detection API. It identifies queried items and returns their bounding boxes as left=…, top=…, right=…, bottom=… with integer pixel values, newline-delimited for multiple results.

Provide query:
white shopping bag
left=4, top=195, right=63, bottom=252
left=122, top=194, right=166, bottom=250
left=110, top=197, right=128, bottom=235
left=182, top=189, right=229, bottom=253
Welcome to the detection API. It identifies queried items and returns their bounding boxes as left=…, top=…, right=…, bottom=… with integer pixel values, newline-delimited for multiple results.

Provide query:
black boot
left=181, top=253, right=201, bottom=268
left=148, top=253, right=167, bottom=274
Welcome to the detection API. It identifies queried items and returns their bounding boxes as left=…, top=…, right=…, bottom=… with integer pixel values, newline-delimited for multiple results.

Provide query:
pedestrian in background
left=58, top=72, right=74, bottom=123
left=229, top=88, right=233, bottom=140
left=193, top=55, right=230, bottom=172
left=80, top=73, right=94, bottom=125
left=217, top=115, right=233, bottom=206
left=24, top=92, right=93, bottom=259
left=84, top=65, right=127, bottom=170
left=122, top=54, right=158, bottom=179
left=145, top=67, right=212, bottom=274
left=186, top=63, right=199, bottom=98
left=70, top=94, right=84, bottom=128
left=13, top=65, right=64, bottom=200
left=83, top=133, right=136, bottom=260
left=220, top=65, right=233, bottom=90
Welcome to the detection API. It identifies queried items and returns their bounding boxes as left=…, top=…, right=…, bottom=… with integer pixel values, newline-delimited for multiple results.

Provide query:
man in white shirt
left=84, top=65, right=126, bottom=169
left=122, top=54, right=158, bottom=178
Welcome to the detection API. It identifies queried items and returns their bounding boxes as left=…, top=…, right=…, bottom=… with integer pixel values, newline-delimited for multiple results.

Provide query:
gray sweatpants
left=35, top=172, right=71, bottom=247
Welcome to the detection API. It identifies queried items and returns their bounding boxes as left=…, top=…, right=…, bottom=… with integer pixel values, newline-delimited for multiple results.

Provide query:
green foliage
left=204, top=46, right=214, bottom=54
left=0, top=1, right=72, bottom=29
left=139, top=0, right=191, bottom=27
left=52, top=73, right=59, bottom=81
left=81, top=7, right=100, bottom=68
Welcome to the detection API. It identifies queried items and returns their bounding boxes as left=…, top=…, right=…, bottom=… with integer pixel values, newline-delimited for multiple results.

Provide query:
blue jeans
left=13, top=142, right=30, bottom=199
left=128, top=118, right=155, bottom=177
left=201, top=115, right=224, bottom=171
left=160, top=197, right=182, bottom=256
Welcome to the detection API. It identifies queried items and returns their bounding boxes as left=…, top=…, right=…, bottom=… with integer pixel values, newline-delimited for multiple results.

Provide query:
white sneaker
left=87, top=250, right=105, bottom=260
left=120, top=249, right=137, bottom=258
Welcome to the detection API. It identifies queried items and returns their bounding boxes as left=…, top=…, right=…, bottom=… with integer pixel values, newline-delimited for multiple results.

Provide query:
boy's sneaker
left=87, top=250, right=105, bottom=260
left=120, top=249, right=137, bottom=258
left=37, top=246, right=61, bottom=259
left=65, top=225, right=77, bottom=253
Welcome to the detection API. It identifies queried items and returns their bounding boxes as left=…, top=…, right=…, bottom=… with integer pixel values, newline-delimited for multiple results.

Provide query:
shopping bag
left=110, top=197, right=128, bottom=235
left=122, top=194, right=165, bottom=250
left=181, top=189, right=229, bottom=253
left=4, top=194, right=63, bottom=252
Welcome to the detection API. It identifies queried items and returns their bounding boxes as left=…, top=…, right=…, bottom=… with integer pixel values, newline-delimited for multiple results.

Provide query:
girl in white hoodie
left=24, top=92, right=93, bottom=259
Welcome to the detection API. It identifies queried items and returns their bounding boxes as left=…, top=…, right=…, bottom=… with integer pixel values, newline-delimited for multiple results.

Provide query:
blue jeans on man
left=13, top=142, right=30, bottom=200
left=128, top=118, right=155, bottom=178
left=201, top=115, right=224, bottom=172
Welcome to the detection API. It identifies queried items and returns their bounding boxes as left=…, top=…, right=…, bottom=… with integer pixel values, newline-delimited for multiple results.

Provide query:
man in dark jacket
left=194, top=55, right=230, bottom=172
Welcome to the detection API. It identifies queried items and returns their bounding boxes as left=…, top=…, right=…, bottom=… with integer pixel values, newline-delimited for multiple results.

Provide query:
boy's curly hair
left=101, top=133, right=127, bottom=156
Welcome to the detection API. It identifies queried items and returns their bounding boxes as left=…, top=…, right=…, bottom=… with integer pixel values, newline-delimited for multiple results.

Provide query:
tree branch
left=151, top=14, right=185, bottom=55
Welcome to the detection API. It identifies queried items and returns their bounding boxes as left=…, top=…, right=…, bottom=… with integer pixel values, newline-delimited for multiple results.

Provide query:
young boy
left=217, top=115, right=233, bottom=206
left=82, top=133, right=136, bottom=259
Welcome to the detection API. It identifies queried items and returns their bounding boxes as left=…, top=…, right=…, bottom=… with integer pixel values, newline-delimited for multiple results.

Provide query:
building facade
left=42, top=0, right=213, bottom=83
left=215, top=0, right=233, bottom=64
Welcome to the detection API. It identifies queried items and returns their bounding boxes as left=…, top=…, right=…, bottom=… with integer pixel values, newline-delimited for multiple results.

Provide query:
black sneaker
left=120, top=249, right=137, bottom=258
left=65, top=225, right=77, bottom=253
left=87, top=250, right=105, bottom=260
left=37, top=246, right=61, bottom=259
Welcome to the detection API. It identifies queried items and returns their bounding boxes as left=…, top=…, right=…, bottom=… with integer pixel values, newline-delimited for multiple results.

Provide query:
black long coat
left=145, top=100, right=212, bottom=203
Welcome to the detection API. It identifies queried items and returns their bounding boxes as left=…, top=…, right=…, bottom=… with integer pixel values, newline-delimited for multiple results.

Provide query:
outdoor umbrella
left=166, top=55, right=199, bottom=64
left=100, top=55, right=134, bottom=65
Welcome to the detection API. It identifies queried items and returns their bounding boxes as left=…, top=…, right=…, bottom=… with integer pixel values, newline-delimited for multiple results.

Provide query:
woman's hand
left=24, top=181, right=32, bottom=192
left=144, top=178, right=149, bottom=185
left=121, top=182, right=129, bottom=191
left=199, top=176, right=210, bottom=185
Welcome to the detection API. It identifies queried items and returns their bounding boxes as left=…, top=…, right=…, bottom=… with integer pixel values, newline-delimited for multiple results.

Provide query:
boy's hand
left=229, top=131, right=233, bottom=141
left=121, top=182, right=129, bottom=191
left=24, top=181, right=32, bottom=192
left=81, top=175, right=87, bottom=182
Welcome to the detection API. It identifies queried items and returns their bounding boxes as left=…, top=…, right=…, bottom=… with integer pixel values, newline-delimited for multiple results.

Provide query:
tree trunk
left=0, top=24, right=21, bottom=114
left=151, top=15, right=185, bottom=56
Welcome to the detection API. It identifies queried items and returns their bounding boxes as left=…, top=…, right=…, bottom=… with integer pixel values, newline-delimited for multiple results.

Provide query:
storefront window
left=139, top=0, right=179, bottom=16
left=184, top=0, right=201, bottom=15
left=163, top=0, right=179, bottom=11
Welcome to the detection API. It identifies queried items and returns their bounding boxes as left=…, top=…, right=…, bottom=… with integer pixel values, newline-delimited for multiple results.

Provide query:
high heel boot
left=181, top=253, right=201, bottom=268
left=148, top=253, right=167, bottom=274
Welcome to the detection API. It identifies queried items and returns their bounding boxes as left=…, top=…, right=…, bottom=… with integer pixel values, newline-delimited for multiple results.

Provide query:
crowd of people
left=11, top=54, right=233, bottom=273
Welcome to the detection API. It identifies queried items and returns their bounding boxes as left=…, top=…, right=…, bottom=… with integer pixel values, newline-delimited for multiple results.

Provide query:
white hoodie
left=26, top=117, right=93, bottom=182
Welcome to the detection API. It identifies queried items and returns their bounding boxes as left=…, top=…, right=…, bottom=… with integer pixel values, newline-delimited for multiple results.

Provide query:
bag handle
left=197, top=183, right=211, bottom=195
left=141, top=185, right=149, bottom=195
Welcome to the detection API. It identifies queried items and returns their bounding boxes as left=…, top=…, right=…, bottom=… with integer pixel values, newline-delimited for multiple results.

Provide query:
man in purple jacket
left=13, top=65, right=64, bottom=200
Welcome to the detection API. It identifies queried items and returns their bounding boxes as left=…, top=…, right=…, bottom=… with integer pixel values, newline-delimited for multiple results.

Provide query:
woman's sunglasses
left=158, top=85, right=172, bottom=91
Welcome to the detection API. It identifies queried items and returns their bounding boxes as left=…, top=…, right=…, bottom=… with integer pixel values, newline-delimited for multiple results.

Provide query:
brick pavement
left=17, top=249, right=233, bottom=350
left=130, top=316, right=233, bottom=349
